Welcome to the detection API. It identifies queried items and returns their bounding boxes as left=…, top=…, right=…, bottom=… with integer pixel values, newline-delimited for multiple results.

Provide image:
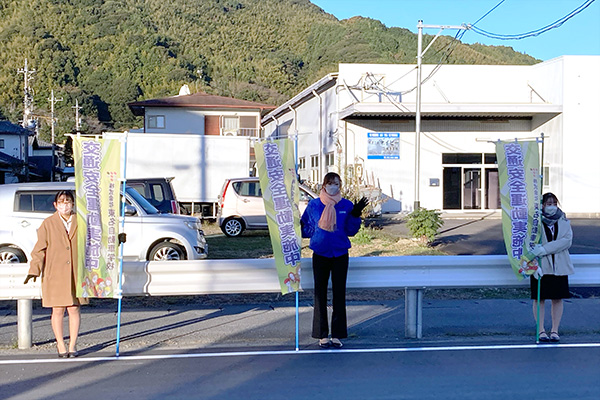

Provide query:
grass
left=203, top=222, right=445, bottom=260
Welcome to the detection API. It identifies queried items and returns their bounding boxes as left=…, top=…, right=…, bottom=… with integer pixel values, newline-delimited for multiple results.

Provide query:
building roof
left=128, top=92, right=276, bottom=116
left=0, top=120, right=31, bottom=135
left=261, top=73, right=338, bottom=124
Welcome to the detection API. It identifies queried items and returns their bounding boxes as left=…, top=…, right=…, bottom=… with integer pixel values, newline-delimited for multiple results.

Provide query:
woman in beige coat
left=25, top=190, right=88, bottom=358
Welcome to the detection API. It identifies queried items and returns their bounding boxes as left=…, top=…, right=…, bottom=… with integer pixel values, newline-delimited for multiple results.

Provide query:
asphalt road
left=1, top=346, right=599, bottom=400
left=374, top=216, right=600, bottom=255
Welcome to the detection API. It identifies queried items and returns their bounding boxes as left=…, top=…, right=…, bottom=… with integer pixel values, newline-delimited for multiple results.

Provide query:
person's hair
left=322, top=172, right=341, bottom=187
left=54, top=190, right=74, bottom=203
left=542, top=192, right=559, bottom=205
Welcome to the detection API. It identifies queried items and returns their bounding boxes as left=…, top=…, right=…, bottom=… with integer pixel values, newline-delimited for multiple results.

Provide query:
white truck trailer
left=104, top=132, right=251, bottom=218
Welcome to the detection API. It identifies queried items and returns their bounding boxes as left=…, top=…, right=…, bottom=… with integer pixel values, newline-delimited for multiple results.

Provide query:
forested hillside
left=0, top=0, right=538, bottom=142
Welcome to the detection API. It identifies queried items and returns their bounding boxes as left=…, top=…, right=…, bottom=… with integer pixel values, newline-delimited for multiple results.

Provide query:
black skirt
left=530, top=275, right=571, bottom=300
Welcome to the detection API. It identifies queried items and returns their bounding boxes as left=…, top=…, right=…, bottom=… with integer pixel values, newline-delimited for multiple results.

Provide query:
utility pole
left=413, top=21, right=467, bottom=211
left=48, top=90, right=63, bottom=182
left=73, top=99, right=82, bottom=133
left=18, top=59, right=36, bottom=182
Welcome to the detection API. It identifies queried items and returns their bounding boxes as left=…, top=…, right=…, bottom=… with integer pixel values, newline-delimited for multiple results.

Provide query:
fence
left=2, top=254, right=599, bottom=348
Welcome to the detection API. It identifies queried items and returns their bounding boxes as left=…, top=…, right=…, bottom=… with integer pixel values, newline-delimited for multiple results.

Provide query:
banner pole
left=295, top=291, right=299, bottom=351
left=115, top=132, right=128, bottom=357
left=535, top=132, right=545, bottom=344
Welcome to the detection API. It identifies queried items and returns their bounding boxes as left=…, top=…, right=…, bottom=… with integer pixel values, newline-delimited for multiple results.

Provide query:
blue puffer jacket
left=301, top=197, right=362, bottom=258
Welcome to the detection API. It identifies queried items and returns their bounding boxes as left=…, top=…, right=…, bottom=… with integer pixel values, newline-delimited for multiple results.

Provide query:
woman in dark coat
left=25, top=190, right=88, bottom=357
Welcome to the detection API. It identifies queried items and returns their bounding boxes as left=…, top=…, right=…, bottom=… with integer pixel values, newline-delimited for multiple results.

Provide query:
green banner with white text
left=255, top=139, right=302, bottom=294
left=496, top=140, right=541, bottom=280
left=74, top=137, right=121, bottom=298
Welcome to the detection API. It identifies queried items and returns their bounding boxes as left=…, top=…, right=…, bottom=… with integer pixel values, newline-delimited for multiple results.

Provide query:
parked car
left=126, top=177, right=181, bottom=214
left=0, top=182, right=207, bottom=264
left=217, top=177, right=317, bottom=237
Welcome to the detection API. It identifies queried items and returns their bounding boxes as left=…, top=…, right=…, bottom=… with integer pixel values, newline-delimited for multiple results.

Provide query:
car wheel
left=0, top=247, right=27, bottom=264
left=221, top=217, right=245, bottom=237
left=149, top=242, right=186, bottom=261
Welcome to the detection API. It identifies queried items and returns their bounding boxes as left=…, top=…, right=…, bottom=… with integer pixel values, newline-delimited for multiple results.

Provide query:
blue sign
left=367, top=133, right=400, bottom=159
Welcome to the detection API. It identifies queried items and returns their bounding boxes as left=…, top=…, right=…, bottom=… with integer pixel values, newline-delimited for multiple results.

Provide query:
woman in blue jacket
left=301, top=172, right=368, bottom=349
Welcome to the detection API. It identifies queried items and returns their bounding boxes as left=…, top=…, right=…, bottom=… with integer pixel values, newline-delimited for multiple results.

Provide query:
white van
left=217, top=177, right=317, bottom=237
left=0, top=182, right=207, bottom=263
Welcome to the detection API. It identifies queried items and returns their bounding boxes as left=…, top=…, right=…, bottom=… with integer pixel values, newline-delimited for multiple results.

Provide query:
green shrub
left=406, top=208, right=444, bottom=244
left=351, top=225, right=375, bottom=245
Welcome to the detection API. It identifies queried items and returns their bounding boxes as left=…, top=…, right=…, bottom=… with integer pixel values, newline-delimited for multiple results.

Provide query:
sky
left=311, top=0, right=600, bottom=61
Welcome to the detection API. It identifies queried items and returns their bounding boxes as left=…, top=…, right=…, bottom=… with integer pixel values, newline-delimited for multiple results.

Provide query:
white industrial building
left=262, top=56, right=600, bottom=216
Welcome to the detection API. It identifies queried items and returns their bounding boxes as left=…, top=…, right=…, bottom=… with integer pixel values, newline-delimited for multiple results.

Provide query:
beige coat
left=539, top=216, right=575, bottom=276
left=28, top=212, right=89, bottom=307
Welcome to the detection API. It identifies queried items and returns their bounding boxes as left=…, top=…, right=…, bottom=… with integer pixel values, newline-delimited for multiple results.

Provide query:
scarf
left=541, top=207, right=564, bottom=226
left=318, top=188, right=342, bottom=232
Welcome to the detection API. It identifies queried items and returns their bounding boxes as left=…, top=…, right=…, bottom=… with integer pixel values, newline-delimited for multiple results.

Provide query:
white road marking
left=1, top=342, right=599, bottom=365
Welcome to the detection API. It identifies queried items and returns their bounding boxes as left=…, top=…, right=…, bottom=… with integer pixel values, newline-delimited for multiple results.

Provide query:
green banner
left=496, top=140, right=542, bottom=279
left=74, top=137, right=121, bottom=298
left=255, top=139, right=302, bottom=294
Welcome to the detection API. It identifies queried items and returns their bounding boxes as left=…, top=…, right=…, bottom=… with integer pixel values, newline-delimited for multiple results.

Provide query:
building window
left=0, top=139, right=4, bottom=149
left=326, top=152, right=335, bottom=166
left=299, top=157, right=306, bottom=170
left=310, top=154, right=319, bottom=168
left=148, top=115, right=165, bottom=129
left=222, top=116, right=239, bottom=135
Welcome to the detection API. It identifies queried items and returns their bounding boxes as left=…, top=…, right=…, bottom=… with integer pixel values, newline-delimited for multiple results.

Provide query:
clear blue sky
left=311, top=0, right=600, bottom=61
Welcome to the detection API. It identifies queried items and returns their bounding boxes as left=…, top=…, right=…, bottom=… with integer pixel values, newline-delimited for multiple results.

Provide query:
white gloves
left=531, top=244, right=547, bottom=257
left=533, top=266, right=544, bottom=279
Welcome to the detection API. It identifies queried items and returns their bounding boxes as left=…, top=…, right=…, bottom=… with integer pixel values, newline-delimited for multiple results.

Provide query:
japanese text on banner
left=74, top=137, right=121, bottom=298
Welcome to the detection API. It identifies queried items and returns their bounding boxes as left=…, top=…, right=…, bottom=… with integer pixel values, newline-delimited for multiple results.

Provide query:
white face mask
left=544, top=205, right=558, bottom=216
left=55, top=201, right=73, bottom=216
left=325, top=184, right=340, bottom=196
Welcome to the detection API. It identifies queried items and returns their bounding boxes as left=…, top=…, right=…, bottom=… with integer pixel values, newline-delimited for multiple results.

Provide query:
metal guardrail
left=2, top=254, right=599, bottom=347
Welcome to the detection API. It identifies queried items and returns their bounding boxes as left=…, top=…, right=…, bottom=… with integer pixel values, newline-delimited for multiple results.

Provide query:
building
left=261, top=56, right=600, bottom=216
left=0, top=121, right=36, bottom=183
left=128, top=89, right=275, bottom=171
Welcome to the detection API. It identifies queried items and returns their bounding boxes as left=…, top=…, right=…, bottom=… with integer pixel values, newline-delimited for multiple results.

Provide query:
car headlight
left=185, top=219, right=202, bottom=230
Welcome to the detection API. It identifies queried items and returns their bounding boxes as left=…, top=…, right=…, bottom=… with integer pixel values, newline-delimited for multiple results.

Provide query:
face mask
left=55, top=202, right=73, bottom=216
left=325, top=184, right=340, bottom=196
left=544, top=205, right=558, bottom=216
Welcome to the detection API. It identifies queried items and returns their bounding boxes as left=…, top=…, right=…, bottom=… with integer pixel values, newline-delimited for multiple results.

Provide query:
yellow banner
left=74, top=137, right=121, bottom=297
left=255, top=139, right=302, bottom=294
left=496, top=140, right=542, bottom=279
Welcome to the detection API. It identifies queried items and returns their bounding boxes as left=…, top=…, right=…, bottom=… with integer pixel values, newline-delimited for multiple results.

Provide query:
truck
left=103, top=132, right=252, bottom=218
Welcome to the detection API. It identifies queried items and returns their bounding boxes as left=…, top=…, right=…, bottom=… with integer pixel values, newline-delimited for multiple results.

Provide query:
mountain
left=0, top=0, right=539, bottom=141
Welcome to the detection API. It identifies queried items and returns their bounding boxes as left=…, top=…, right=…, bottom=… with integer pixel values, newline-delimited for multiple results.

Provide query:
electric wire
left=470, top=0, right=595, bottom=40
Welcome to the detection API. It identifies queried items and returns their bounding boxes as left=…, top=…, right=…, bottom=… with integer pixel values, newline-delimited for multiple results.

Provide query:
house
left=127, top=89, right=276, bottom=171
left=261, top=56, right=600, bottom=216
left=0, top=121, right=38, bottom=183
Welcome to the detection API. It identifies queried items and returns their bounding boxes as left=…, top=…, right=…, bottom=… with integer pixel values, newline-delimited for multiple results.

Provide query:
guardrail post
left=18, top=299, right=33, bottom=349
left=405, top=288, right=423, bottom=339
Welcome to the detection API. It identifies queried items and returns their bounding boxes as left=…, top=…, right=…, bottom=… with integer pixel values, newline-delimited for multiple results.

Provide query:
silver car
left=0, top=182, right=207, bottom=263
left=217, top=177, right=316, bottom=237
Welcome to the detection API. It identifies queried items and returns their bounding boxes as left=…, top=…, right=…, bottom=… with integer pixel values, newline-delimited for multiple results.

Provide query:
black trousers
left=312, top=253, right=349, bottom=339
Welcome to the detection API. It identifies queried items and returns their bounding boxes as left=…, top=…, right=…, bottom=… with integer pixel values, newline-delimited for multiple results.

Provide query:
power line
left=469, top=0, right=595, bottom=40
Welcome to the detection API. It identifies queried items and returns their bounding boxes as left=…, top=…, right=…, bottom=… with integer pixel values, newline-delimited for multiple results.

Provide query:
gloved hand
left=531, top=244, right=546, bottom=258
left=118, top=233, right=127, bottom=245
left=351, top=197, right=369, bottom=218
left=533, top=266, right=544, bottom=279
left=24, top=275, right=37, bottom=284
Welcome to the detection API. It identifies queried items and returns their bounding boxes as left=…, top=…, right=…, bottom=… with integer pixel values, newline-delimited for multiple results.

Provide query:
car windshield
left=125, top=186, right=159, bottom=214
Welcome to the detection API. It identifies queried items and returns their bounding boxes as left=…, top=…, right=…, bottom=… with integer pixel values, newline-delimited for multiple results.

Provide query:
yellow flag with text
left=496, top=140, right=542, bottom=279
left=74, top=137, right=121, bottom=298
left=255, top=139, right=302, bottom=294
